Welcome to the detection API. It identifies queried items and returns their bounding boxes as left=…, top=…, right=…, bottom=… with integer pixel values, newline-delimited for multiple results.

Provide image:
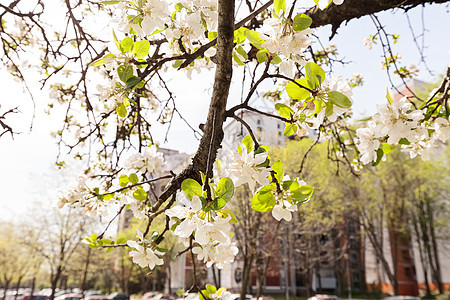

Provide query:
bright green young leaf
left=284, top=123, right=298, bottom=136
left=129, top=173, right=139, bottom=184
left=305, top=62, right=325, bottom=89
left=251, top=185, right=276, bottom=212
left=282, top=180, right=299, bottom=191
left=133, top=187, right=147, bottom=201
left=132, top=40, right=150, bottom=59
left=101, top=0, right=122, bottom=4
left=112, top=30, right=120, bottom=52
left=116, top=237, right=126, bottom=244
left=285, top=78, right=312, bottom=100
left=206, top=285, right=217, bottom=295
left=209, top=31, right=218, bottom=41
left=327, top=91, right=352, bottom=109
left=233, top=52, right=245, bottom=66
left=120, top=36, right=134, bottom=53
left=242, top=135, right=253, bottom=153
left=234, top=27, right=246, bottom=44
left=291, top=185, right=314, bottom=204
left=103, top=193, right=114, bottom=201
left=256, top=48, right=269, bottom=63
left=386, top=88, right=393, bottom=104
left=117, top=65, right=133, bottom=82
left=89, top=53, right=116, bottom=67
left=271, top=160, right=283, bottom=182
left=90, top=234, right=97, bottom=241
left=274, top=0, right=286, bottom=15
left=119, top=174, right=129, bottom=187
left=381, top=143, right=394, bottom=154
left=270, top=55, right=282, bottom=64
left=116, top=103, right=127, bottom=117
left=293, top=14, right=312, bottom=32
left=216, top=177, right=234, bottom=202
left=236, top=46, right=248, bottom=60
left=181, top=178, right=202, bottom=199
left=218, top=209, right=238, bottom=224
left=244, top=30, right=266, bottom=49
left=275, top=103, right=294, bottom=119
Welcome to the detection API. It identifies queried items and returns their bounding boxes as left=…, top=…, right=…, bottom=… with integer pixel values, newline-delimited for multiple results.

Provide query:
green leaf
left=103, top=193, right=114, bottom=201
left=236, top=46, right=248, bottom=61
left=117, top=237, right=127, bottom=244
left=215, top=177, right=234, bottom=202
left=285, top=78, right=312, bottom=100
left=371, top=148, right=384, bottom=166
left=218, top=209, right=238, bottom=224
left=112, top=30, right=120, bottom=52
left=282, top=180, right=299, bottom=191
left=176, top=289, right=185, bottom=297
left=119, top=174, right=129, bottom=187
left=181, top=178, right=202, bottom=199
left=132, top=40, right=150, bottom=59
left=398, top=138, right=410, bottom=145
left=117, top=65, right=133, bottom=82
left=274, top=0, right=286, bottom=14
left=271, top=160, right=283, bottom=182
left=126, top=76, right=141, bottom=89
left=256, top=48, right=269, bottom=63
left=101, top=0, right=122, bottom=4
left=234, top=27, right=246, bottom=44
left=116, top=103, right=127, bottom=118
left=89, top=53, right=116, bottom=67
left=90, top=234, right=98, bottom=241
left=129, top=173, right=139, bottom=184
left=381, top=143, right=394, bottom=154
left=270, top=55, right=282, bottom=64
left=242, top=135, right=253, bottom=153
left=284, top=123, right=297, bottom=136
left=209, top=31, right=218, bottom=42
left=291, top=185, right=314, bottom=204
left=327, top=91, right=352, bottom=109
left=133, top=188, right=147, bottom=201
left=293, top=14, right=312, bottom=32
left=233, top=52, right=245, bottom=66
left=325, top=100, right=334, bottom=117
left=120, top=36, right=134, bottom=53
left=386, top=88, right=393, bottom=104
left=275, top=103, right=294, bottom=120
left=305, top=62, right=325, bottom=89
left=245, top=30, right=266, bottom=49
left=205, top=285, right=217, bottom=295
left=251, top=185, right=276, bottom=212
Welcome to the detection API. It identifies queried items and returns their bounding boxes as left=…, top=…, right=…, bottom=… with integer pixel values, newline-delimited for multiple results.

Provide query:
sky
left=0, top=2, right=449, bottom=221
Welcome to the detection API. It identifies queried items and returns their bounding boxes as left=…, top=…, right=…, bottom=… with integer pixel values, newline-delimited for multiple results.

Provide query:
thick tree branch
left=306, top=0, right=450, bottom=37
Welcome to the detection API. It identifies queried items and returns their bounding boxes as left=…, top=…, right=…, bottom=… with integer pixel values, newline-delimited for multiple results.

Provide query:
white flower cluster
left=289, top=76, right=354, bottom=133
left=272, top=191, right=298, bottom=221
left=127, top=230, right=164, bottom=269
left=123, top=145, right=165, bottom=173
left=165, top=193, right=238, bottom=269
left=356, top=97, right=450, bottom=164
left=261, top=18, right=313, bottom=77
left=58, top=176, right=90, bottom=209
left=225, top=145, right=271, bottom=193
left=317, top=0, right=344, bottom=10
left=114, top=1, right=170, bottom=37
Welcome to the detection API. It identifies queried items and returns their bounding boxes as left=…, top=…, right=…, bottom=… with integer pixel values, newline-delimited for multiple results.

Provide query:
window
left=257, top=119, right=261, bottom=125
left=401, top=249, right=410, bottom=261
left=404, top=267, right=412, bottom=278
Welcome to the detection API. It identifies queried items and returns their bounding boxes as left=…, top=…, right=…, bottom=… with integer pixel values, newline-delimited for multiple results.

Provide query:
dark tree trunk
left=426, top=199, right=443, bottom=294
left=14, top=275, right=23, bottom=300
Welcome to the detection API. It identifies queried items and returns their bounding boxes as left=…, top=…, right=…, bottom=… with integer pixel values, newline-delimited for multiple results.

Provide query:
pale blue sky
left=0, top=2, right=449, bottom=221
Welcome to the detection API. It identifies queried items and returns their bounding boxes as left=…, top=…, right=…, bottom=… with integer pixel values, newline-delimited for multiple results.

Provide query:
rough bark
left=307, top=0, right=450, bottom=34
